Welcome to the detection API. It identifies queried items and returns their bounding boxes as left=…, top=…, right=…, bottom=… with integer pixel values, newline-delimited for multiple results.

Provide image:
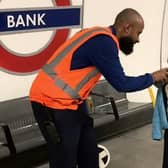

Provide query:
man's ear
left=123, top=23, right=132, bottom=34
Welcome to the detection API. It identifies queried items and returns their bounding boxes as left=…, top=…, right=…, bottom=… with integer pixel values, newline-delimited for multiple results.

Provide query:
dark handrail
left=0, top=123, right=16, bottom=155
left=90, top=92, right=120, bottom=120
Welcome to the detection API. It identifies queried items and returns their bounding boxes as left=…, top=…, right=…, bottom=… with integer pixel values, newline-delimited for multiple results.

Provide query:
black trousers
left=31, top=101, right=99, bottom=168
left=163, top=129, right=168, bottom=168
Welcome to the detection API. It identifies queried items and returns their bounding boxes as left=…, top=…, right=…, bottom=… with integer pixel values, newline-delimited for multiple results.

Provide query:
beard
left=119, top=37, right=135, bottom=55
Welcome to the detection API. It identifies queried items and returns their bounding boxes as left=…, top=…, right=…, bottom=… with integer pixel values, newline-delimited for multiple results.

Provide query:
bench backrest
left=0, top=97, right=35, bottom=132
left=91, top=80, right=126, bottom=106
left=0, top=80, right=126, bottom=130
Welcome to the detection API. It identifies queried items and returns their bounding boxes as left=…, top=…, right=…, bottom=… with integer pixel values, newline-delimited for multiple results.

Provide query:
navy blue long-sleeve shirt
left=70, top=26, right=154, bottom=92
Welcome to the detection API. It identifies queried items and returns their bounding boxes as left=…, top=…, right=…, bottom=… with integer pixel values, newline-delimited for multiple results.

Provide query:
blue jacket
left=71, top=26, right=154, bottom=92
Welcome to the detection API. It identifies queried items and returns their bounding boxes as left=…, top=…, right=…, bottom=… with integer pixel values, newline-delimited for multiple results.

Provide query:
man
left=29, top=8, right=168, bottom=168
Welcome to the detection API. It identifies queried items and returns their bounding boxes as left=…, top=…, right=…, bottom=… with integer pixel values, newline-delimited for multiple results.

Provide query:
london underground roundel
left=0, top=0, right=82, bottom=73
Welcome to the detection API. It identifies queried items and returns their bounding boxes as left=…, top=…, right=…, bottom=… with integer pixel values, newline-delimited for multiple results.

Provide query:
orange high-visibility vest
left=29, top=27, right=119, bottom=110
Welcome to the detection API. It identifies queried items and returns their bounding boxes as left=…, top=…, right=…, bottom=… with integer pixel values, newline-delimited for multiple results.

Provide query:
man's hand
left=152, top=68, right=168, bottom=83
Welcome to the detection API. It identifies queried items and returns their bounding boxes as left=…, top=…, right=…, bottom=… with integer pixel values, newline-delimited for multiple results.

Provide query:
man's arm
left=86, top=35, right=168, bottom=92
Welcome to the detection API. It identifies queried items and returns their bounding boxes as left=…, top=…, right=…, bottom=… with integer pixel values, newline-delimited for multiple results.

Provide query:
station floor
left=36, top=124, right=164, bottom=168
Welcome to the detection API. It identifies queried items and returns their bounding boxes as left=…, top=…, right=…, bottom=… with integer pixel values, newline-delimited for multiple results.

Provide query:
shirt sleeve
left=87, top=35, right=154, bottom=92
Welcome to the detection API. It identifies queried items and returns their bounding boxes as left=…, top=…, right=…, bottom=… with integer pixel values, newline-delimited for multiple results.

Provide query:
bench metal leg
left=90, top=92, right=120, bottom=120
left=1, top=124, right=16, bottom=155
left=109, top=97, right=119, bottom=120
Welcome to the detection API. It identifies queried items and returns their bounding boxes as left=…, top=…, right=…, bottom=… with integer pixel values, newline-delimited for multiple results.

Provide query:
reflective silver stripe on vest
left=76, top=69, right=99, bottom=92
left=43, top=28, right=107, bottom=99
left=52, top=68, right=99, bottom=99
left=53, top=77, right=80, bottom=99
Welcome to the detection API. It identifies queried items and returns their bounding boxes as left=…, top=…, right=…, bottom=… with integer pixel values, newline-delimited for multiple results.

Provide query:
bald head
left=113, top=8, right=144, bottom=55
left=114, top=8, right=144, bottom=27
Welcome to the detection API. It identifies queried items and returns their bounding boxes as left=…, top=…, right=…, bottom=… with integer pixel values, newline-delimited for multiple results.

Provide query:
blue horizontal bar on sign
left=0, top=8, right=81, bottom=32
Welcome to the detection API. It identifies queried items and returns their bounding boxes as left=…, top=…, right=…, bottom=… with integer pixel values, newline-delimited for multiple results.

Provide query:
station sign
left=0, top=7, right=81, bottom=33
left=0, top=0, right=83, bottom=73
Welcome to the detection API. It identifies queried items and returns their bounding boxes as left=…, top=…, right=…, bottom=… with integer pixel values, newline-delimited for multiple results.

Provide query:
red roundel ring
left=0, top=0, right=70, bottom=73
